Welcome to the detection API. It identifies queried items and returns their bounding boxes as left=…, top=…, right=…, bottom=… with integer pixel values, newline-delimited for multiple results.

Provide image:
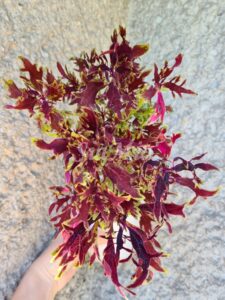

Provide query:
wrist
left=12, top=263, right=57, bottom=300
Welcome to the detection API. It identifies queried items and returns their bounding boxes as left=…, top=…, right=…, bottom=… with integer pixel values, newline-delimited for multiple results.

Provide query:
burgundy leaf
left=194, top=163, right=219, bottom=171
left=150, top=257, right=165, bottom=272
left=131, top=44, right=149, bottom=59
left=128, top=69, right=151, bottom=91
left=106, top=82, right=122, bottom=117
left=19, top=56, right=43, bottom=90
left=172, top=53, right=183, bottom=68
left=163, top=82, right=197, bottom=97
left=5, top=80, right=22, bottom=98
left=80, top=81, right=104, bottom=107
left=191, top=152, right=208, bottom=161
left=143, top=85, right=157, bottom=100
left=34, top=138, right=68, bottom=155
left=57, top=62, right=68, bottom=78
left=104, top=162, right=139, bottom=198
left=196, top=188, right=218, bottom=198
left=89, top=252, right=96, bottom=266
left=163, top=203, right=185, bottom=217
left=81, top=107, right=98, bottom=134
left=102, top=236, right=121, bottom=289
left=154, top=175, right=166, bottom=220
left=127, top=226, right=151, bottom=288
left=127, top=268, right=148, bottom=289
left=171, top=133, right=182, bottom=144
left=172, top=173, right=196, bottom=190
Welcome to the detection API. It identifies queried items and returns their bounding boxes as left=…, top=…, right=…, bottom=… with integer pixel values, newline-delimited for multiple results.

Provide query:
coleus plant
left=4, top=26, right=219, bottom=298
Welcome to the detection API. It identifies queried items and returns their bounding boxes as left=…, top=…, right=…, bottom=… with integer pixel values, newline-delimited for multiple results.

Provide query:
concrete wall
left=0, top=0, right=224, bottom=299
left=127, top=1, right=225, bottom=299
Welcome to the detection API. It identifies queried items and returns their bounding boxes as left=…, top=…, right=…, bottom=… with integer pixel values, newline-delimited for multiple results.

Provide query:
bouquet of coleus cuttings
left=4, top=26, right=219, bottom=298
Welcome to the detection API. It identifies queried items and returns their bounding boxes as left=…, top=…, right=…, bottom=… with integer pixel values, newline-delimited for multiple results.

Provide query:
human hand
left=12, top=232, right=107, bottom=300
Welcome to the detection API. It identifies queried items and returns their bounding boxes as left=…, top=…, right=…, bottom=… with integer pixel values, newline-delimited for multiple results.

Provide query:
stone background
left=0, top=0, right=224, bottom=299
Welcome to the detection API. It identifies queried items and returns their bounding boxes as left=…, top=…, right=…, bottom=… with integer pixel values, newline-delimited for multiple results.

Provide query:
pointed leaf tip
left=30, top=137, right=39, bottom=144
left=173, top=53, right=183, bottom=68
left=132, top=43, right=150, bottom=59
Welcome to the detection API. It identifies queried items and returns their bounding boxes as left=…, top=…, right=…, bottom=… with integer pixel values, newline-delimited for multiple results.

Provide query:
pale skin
left=12, top=232, right=106, bottom=300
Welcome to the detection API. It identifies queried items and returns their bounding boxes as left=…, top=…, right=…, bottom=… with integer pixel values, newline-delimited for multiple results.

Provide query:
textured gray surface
left=0, top=0, right=224, bottom=299
left=127, top=0, right=225, bottom=299
left=0, top=1, right=129, bottom=299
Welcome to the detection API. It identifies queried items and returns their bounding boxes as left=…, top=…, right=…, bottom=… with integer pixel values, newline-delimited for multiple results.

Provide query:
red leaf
left=196, top=188, right=218, bottom=198
left=150, top=257, right=165, bottom=272
left=191, top=153, right=207, bottom=161
left=127, top=268, right=148, bottom=289
left=173, top=173, right=196, bottom=190
left=104, top=190, right=128, bottom=209
left=129, top=69, right=151, bottom=91
left=143, top=240, right=161, bottom=257
left=19, top=56, right=43, bottom=90
left=106, top=82, right=122, bottom=117
left=171, top=133, right=182, bottom=144
left=149, top=91, right=166, bottom=123
left=131, top=44, right=149, bottom=59
left=49, top=202, right=56, bottom=215
left=65, top=170, right=72, bottom=184
left=104, top=162, right=139, bottom=198
left=4, top=93, right=37, bottom=113
left=163, top=82, right=196, bottom=97
left=49, top=110, right=64, bottom=132
left=119, top=253, right=132, bottom=263
left=164, top=203, right=185, bottom=217
left=102, top=236, right=121, bottom=288
left=34, top=138, right=68, bottom=155
left=140, top=212, right=153, bottom=234
left=127, top=227, right=151, bottom=288
left=57, top=62, right=68, bottom=78
left=154, top=175, right=166, bottom=220
left=173, top=174, right=219, bottom=203
left=153, top=64, right=160, bottom=84
left=143, top=85, right=156, bottom=100
left=172, top=53, right=183, bottom=68
left=5, top=80, right=22, bottom=98
left=76, top=201, right=89, bottom=223
left=165, top=220, right=173, bottom=233
left=154, top=141, right=171, bottom=157
left=194, top=163, right=219, bottom=171
left=89, top=252, right=96, bottom=266
left=80, top=81, right=104, bottom=107
left=81, top=107, right=98, bottom=134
